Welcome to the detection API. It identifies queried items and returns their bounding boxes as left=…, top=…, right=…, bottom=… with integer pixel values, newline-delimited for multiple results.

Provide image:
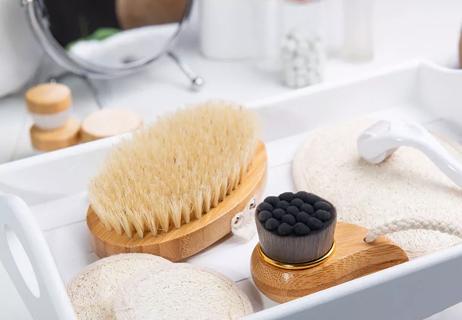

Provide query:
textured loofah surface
left=112, top=264, right=253, bottom=320
left=67, top=254, right=171, bottom=320
left=89, top=102, right=259, bottom=238
left=293, top=119, right=462, bottom=258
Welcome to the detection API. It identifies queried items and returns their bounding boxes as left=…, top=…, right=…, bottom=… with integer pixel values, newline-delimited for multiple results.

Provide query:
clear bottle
left=280, top=0, right=327, bottom=88
left=282, top=0, right=326, bottom=40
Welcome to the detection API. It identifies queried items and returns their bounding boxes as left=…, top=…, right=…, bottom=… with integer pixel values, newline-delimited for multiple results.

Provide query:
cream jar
left=25, top=83, right=72, bottom=130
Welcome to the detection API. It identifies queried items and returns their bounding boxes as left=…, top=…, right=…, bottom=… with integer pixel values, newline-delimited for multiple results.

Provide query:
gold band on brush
left=257, top=242, right=335, bottom=270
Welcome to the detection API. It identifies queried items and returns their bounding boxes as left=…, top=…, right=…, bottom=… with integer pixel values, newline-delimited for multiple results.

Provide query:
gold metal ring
left=257, top=242, right=335, bottom=270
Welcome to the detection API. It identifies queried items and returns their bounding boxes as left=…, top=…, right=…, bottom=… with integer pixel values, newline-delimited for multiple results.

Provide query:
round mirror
left=24, top=0, right=193, bottom=78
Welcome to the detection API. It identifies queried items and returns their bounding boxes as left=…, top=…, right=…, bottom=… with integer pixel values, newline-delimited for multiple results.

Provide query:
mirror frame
left=23, top=0, right=193, bottom=78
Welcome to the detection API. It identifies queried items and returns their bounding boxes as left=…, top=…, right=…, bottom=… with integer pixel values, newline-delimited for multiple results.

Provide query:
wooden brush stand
left=251, top=221, right=409, bottom=303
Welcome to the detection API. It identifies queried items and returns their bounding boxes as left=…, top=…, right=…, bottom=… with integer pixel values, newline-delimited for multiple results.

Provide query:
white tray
left=2, top=60, right=462, bottom=320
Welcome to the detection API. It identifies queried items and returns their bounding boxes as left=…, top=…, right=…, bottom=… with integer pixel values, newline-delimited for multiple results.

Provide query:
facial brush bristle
left=88, top=101, right=259, bottom=238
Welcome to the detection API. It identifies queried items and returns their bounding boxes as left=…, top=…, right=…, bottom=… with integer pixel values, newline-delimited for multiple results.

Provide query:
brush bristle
left=89, top=101, right=259, bottom=238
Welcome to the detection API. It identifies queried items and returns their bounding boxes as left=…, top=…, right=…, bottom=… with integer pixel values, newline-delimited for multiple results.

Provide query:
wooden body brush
left=87, top=102, right=267, bottom=261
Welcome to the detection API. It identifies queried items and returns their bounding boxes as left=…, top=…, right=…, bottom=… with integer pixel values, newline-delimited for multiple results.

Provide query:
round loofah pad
left=293, top=119, right=462, bottom=258
left=112, top=264, right=253, bottom=320
left=67, top=254, right=171, bottom=320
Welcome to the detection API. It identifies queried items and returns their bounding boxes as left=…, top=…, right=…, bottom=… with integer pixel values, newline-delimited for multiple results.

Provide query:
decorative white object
left=281, top=32, right=324, bottom=88
left=231, top=197, right=258, bottom=242
left=0, top=0, right=42, bottom=97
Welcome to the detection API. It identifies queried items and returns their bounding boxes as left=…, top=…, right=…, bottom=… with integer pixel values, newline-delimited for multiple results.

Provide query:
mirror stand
left=167, top=51, right=205, bottom=91
left=41, top=50, right=203, bottom=110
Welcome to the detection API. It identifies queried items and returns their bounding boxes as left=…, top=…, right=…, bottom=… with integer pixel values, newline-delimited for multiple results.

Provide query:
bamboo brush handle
left=251, top=221, right=409, bottom=303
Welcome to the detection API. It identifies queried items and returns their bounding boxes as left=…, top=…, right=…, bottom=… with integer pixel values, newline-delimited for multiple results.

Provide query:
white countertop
left=1, top=0, right=462, bottom=319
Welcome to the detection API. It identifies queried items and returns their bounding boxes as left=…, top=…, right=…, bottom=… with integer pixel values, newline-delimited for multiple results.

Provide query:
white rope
left=364, top=217, right=462, bottom=243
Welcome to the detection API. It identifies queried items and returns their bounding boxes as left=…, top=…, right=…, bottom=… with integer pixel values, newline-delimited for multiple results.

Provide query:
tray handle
left=0, top=193, right=75, bottom=320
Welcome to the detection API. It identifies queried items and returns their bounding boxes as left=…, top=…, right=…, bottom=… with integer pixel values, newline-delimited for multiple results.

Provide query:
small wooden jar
left=25, top=83, right=72, bottom=130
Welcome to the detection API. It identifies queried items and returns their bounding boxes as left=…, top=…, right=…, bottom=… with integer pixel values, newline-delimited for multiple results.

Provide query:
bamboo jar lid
left=30, top=117, right=81, bottom=151
left=81, top=109, right=142, bottom=142
left=25, top=83, right=72, bottom=114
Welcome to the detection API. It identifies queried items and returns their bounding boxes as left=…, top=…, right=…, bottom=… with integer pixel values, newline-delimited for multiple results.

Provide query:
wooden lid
left=25, top=83, right=72, bottom=114
left=30, top=117, right=81, bottom=151
left=81, top=108, right=142, bottom=142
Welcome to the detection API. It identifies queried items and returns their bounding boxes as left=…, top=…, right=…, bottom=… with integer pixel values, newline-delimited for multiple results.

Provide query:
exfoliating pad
left=112, top=264, right=253, bottom=320
left=67, top=254, right=171, bottom=320
left=293, top=119, right=462, bottom=257
left=87, top=103, right=267, bottom=261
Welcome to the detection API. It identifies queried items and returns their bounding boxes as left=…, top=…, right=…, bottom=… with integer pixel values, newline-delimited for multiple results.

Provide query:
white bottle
left=199, top=0, right=256, bottom=60
left=254, top=0, right=282, bottom=69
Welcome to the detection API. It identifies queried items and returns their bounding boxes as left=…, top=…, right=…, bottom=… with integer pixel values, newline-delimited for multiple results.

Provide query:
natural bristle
left=89, top=101, right=259, bottom=238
